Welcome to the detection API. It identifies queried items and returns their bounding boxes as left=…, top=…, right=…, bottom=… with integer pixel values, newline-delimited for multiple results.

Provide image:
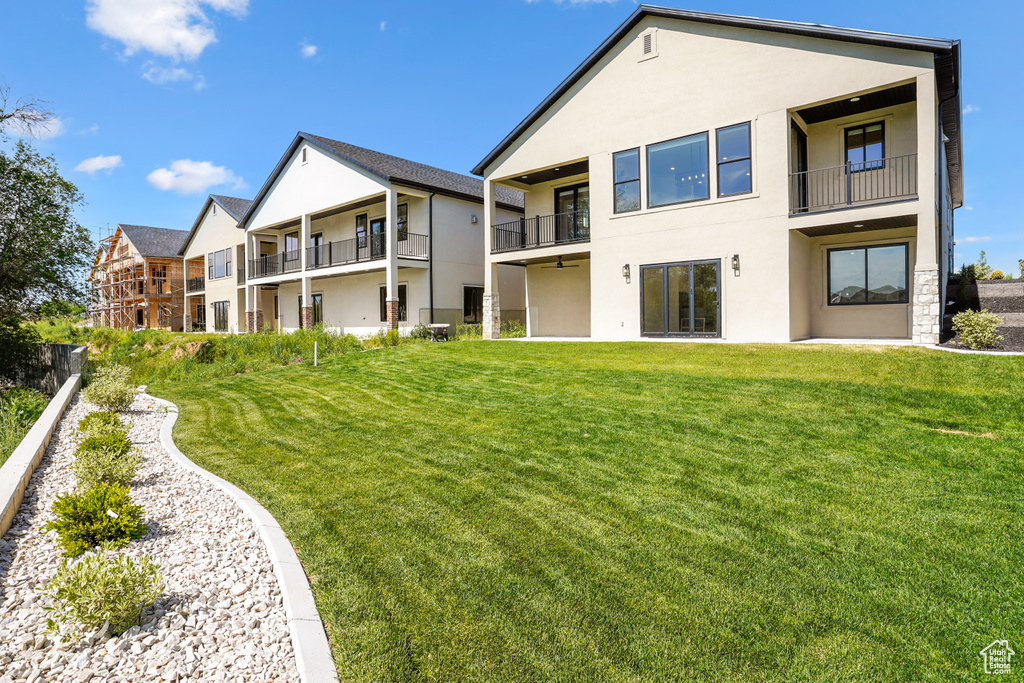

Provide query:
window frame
left=356, top=213, right=368, bottom=248
left=463, top=285, right=484, bottom=324
left=311, top=292, right=323, bottom=326
left=826, top=242, right=909, bottom=307
left=213, top=250, right=225, bottom=279
left=612, top=148, right=641, bottom=214
left=715, top=122, right=753, bottom=198
left=639, top=259, right=722, bottom=338
left=397, top=204, right=409, bottom=241
left=379, top=284, right=408, bottom=322
left=225, top=248, right=232, bottom=277
left=212, top=301, right=229, bottom=332
left=646, top=131, right=710, bottom=209
left=844, top=121, right=886, bottom=173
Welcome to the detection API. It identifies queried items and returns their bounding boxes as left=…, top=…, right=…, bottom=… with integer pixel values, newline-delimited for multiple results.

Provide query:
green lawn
left=151, top=342, right=1024, bottom=682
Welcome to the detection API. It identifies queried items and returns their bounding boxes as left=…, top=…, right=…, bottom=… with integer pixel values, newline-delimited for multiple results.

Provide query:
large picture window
left=845, top=122, right=885, bottom=171
left=613, top=148, right=641, bottom=213
left=716, top=122, right=752, bottom=197
left=379, top=284, right=408, bottom=322
left=828, top=243, right=908, bottom=305
left=647, top=132, right=709, bottom=208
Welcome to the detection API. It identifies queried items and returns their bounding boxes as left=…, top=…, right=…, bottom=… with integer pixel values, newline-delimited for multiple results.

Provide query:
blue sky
left=2, top=0, right=1019, bottom=274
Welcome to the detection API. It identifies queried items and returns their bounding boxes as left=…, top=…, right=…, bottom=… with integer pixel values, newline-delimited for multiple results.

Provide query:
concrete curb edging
left=0, top=373, right=81, bottom=537
left=930, top=344, right=1024, bottom=356
left=148, top=394, right=339, bottom=683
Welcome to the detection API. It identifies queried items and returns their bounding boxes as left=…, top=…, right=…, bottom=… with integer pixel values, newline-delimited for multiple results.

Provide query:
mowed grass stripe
left=153, top=343, right=1024, bottom=682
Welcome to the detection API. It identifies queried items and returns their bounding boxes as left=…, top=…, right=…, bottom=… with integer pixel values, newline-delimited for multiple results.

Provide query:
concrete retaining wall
left=0, top=373, right=81, bottom=537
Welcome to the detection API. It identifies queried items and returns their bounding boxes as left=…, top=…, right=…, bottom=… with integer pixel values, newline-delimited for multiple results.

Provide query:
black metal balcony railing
left=249, top=234, right=429, bottom=278
left=790, top=153, right=917, bottom=215
left=490, top=210, right=590, bottom=254
left=186, top=276, right=205, bottom=293
left=248, top=249, right=301, bottom=279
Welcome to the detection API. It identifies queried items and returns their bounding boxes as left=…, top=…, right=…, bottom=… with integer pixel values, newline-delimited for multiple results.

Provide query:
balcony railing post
left=845, top=160, right=853, bottom=206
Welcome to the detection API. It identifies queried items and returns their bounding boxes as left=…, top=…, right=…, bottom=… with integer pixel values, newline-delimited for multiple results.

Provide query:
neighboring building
left=89, top=224, right=189, bottom=331
left=473, top=6, right=961, bottom=344
left=239, top=132, right=525, bottom=335
left=179, top=194, right=253, bottom=333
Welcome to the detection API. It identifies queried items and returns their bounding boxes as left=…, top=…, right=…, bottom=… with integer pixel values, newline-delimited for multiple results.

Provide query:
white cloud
left=7, top=115, right=66, bottom=140
left=379, top=21, right=386, bottom=31
left=962, top=104, right=980, bottom=114
left=74, top=154, right=124, bottom=175
left=958, top=236, right=991, bottom=244
left=147, top=159, right=245, bottom=194
left=142, top=63, right=193, bottom=84
left=85, top=0, right=249, bottom=61
left=300, top=41, right=317, bottom=58
left=82, top=123, right=101, bottom=135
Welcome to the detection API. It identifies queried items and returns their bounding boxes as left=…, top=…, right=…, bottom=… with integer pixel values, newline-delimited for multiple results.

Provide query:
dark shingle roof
left=119, top=225, right=188, bottom=259
left=179, top=195, right=254, bottom=255
left=303, top=133, right=524, bottom=208
left=209, top=195, right=253, bottom=222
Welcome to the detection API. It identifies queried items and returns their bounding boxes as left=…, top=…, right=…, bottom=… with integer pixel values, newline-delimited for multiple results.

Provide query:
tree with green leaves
left=0, top=89, right=94, bottom=383
left=974, top=250, right=992, bottom=280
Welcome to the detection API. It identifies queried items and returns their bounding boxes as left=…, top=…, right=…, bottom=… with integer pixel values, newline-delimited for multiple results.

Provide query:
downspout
left=428, top=193, right=435, bottom=324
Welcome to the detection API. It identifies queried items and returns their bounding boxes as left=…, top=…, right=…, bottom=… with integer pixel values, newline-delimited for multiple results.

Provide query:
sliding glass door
left=640, top=260, right=720, bottom=337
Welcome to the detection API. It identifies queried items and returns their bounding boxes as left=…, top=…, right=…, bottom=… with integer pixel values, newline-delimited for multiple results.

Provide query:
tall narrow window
left=208, top=253, right=214, bottom=280
left=827, top=243, right=907, bottom=305
left=397, top=204, right=409, bottom=241
left=463, top=286, right=484, bottom=324
left=647, top=132, right=709, bottom=207
left=225, top=248, right=232, bottom=277
left=380, top=284, right=408, bottom=322
left=214, top=250, right=225, bottom=279
left=285, top=231, right=299, bottom=258
left=845, top=122, right=885, bottom=171
left=716, top=122, right=752, bottom=196
left=213, top=301, right=229, bottom=332
left=312, top=293, right=323, bottom=325
left=356, top=214, right=367, bottom=248
left=613, top=149, right=641, bottom=213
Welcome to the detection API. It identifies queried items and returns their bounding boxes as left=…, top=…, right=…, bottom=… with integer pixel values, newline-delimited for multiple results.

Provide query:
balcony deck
left=491, top=210, right=590, bottom=254
left=790, top=154, right=917, bottom=216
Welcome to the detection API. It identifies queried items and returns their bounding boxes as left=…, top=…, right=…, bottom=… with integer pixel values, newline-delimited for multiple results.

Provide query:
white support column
left=244, top=233, right=252, bottom=312
left=912, top=71, right=940, bottom=345
left=384, top=185, right=400, bottom=329
left=482, top=179, right=501, bottom=339
left=300, top=213, right=310, bottom=272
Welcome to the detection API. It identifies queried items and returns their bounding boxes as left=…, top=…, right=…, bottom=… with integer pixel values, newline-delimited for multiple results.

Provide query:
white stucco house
left=239, top=133, right=525, bottom=335
left=473, top=6, right=962, bottom=344
left=180, top=194, right=253, bottom=334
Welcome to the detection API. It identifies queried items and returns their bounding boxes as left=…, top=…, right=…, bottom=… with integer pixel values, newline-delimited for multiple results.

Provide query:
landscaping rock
left=0, top=394, right=299, bottom=681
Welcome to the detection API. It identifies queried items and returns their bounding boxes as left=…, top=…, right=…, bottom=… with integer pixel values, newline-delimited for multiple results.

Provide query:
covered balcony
left=491, top=210, right=589, bottom=254
left=789, top=82, right=920, bottom=216
left=185, top=257, right=205, bottom=293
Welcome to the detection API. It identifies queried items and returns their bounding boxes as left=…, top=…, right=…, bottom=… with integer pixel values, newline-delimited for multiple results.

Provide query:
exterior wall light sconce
left=622, top=264, right=630, bottom=283
left=731, top=254, right=740, bottom=275
left=471, top=215, right=478, bottom=224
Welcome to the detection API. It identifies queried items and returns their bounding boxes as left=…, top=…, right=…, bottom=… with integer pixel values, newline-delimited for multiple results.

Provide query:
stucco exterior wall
left=484, top=14, right=941, bottom=342
left=526, top=259, right=591, bottom=337
left=183, top=201, right=246, bottom=333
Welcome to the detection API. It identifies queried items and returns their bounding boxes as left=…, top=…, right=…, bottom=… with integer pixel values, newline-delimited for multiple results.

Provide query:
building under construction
left=89, top=224, right=189, bottom=331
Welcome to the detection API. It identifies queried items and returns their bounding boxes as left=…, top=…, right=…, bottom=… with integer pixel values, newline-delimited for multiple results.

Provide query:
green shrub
left=410, top=323, right=431, bottom=340
left=0, top=387, right=49, bottom=466
left=989, top=269, right=1005, bottom=280
left=72, top=441, right=142, bottom=490
left=501, top=319, right=526, bottom=338
left=370, top=328, right=402, bottom=348
left=952, top=309, right=1004, bottom=349
left=78, top=410, right=128, bottom=439
left=41, top=551, right=164, bottom=641
left=43, top=482, right=148, bottom=557
left=1019, top=259, right=1024, bottom=279
left=454, top=323, right=482, bottom=340
left=83, top=364, right=136, bottom=411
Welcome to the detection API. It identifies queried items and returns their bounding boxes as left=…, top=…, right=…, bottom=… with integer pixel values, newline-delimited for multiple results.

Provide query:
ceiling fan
left=541, top=256, right=579, bottom=270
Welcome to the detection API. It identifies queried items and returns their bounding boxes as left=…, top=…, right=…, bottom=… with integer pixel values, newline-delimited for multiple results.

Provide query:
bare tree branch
left=0, top=84, right=55, bottom=139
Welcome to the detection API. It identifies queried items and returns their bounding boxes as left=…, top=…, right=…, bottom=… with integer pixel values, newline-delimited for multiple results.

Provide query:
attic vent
left=639, top=30, right=657, bottom=61
left=301, top=148, right=307, bottom=163
left=212, top=204, right=217, bottom=215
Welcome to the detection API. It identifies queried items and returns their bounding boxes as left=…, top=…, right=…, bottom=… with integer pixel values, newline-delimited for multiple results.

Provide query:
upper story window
left=285, top=231, right=299, bottom=258
left=845, top=122, right=884, bottom=171
left=356, top=214, right=367, bottom=248
left=613, top=149, right=641, bottom=213
left=716, top=123, right=752, bottom=197
left=398, top=203, right=408, bottom=241
left=647, top=132, right=709, bottom=208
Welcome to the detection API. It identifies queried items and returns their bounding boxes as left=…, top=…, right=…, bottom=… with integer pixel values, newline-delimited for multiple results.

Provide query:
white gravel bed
left=0, top=392, right=299, bottom=682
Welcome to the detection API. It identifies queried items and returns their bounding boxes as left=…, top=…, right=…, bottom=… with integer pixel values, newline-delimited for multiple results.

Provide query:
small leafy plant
left=78, top=410, right=128, bottom=439
left=77, top=429, right=133, bottom=457
left=41, top=550, right=164, bottom=641
left=409, top=323, right=431, bottom=340
left=43, top=482, right=148, bottom=557
left=501, top=319, right=527, bottom=338
left=952, top=309, right=1004, bottom=349
left=82, top=364, right=136, bottom=412
left=72, top=441, right=142, bottom=490
left=370, top=328, right=402, bottom=348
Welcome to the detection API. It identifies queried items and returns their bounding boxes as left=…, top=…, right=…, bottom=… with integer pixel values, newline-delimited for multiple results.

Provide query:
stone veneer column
left=912, top=267, right=940, bottom=345
left=183, top=313, right=192, bottom=333
left=301, top=306, right=313, bottom=330
left=246, top=310, right=264, bottom=333
left=482, top=293, right=500, bottom=340
left=385, top=300, right=400, bottom=331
